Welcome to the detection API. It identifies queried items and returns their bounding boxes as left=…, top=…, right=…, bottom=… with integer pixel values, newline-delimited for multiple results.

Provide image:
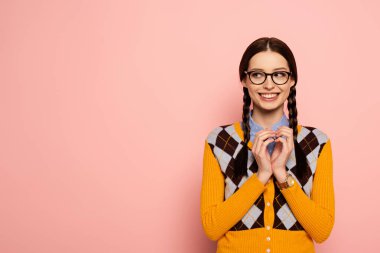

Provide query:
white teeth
left=260, top=93, right=278, bottom=98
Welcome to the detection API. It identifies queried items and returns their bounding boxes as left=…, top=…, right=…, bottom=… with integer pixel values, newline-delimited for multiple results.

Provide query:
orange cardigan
left=200, top=122, right=335, bottom=253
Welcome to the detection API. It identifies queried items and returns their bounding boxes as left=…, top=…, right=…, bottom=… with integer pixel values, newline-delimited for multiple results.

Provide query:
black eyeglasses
left=244, top=70, right=292, bottom=85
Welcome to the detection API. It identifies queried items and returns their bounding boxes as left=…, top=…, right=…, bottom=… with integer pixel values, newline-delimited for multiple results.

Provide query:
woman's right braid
left=242, top=87, right=251, bottom=146
left=234, top=87, right=252, bottom=179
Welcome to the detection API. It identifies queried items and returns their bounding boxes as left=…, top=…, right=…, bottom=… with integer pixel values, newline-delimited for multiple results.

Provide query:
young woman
left=200, top=37, right=335, bottom=253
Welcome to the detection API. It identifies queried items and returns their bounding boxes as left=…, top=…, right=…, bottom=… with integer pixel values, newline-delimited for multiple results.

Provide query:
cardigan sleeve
left=280, top=138, right=335, bottom=243
left=200, top=139, right=266, bottom=241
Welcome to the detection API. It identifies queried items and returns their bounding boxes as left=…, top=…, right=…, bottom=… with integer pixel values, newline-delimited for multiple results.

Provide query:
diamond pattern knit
left=200, top=121, right=335, bottom=253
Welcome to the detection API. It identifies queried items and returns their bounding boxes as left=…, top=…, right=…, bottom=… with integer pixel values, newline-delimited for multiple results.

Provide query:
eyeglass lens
left=249, top=71, right=289, bottom=85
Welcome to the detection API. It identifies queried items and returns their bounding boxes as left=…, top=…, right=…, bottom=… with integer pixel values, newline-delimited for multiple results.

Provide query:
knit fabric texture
left=200, top=120, right=335, bottom=253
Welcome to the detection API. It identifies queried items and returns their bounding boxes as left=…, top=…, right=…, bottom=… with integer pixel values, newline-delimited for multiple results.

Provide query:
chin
left=261, top=104, right=282, bottom=111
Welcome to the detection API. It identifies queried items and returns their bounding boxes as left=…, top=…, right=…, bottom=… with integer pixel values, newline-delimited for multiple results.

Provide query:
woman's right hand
left=251, top=128, right=276, bottom=185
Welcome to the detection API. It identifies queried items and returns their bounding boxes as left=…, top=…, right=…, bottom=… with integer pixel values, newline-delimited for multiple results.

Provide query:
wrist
left=256, top=171, right=271, bottom=185
left=275, top=172, right=295, bottom=190
left=274, top=168, right=287, bottom=183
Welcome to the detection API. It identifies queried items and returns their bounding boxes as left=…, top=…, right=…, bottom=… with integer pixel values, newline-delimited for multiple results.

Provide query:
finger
left=277, top=126, right=292, bottom=132
left=276, top=128, right=293, bottom=149
left=258, top=137, right=275, bottom=156
left=252, top=129, right=275, bottom=152
left=276, top=128, right=292, bottom=137
left=254, top=130, right=276, bottom=154
left=275, top=129, right=290, bottom=140
left=275, top=136, right=288, bottom=152
left=276, top=128, right=292, bottom=141
left=252, top=129, right=269, bottom=153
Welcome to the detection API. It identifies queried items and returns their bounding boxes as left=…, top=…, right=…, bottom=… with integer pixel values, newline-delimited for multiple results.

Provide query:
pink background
left=0, top=0, right=379, bottom=252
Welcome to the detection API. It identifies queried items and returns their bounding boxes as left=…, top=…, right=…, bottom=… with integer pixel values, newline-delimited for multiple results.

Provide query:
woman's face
left=242, top=50, right=295, bottom=111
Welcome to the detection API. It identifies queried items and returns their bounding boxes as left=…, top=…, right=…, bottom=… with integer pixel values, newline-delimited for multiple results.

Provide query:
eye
left=274, top=71, right=286, bottom=77
left=251, top=72, right=263, bottom=78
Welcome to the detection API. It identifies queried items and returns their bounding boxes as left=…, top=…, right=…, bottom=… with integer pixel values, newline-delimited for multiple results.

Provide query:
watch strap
left=276, top=172, right=292, bottom=190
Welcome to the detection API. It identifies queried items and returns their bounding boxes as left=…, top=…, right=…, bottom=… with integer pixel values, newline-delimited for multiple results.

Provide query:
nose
left=262, top=76, right=276, bottom=89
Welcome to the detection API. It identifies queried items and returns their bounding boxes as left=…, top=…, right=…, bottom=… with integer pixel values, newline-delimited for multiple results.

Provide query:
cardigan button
left=266, top=248, right=271, bottom=253
left=266, top=225, right=270, bottom=230
left=266, top=202, right=270, bottom=206
left=266, top=236, right=271, bottom=241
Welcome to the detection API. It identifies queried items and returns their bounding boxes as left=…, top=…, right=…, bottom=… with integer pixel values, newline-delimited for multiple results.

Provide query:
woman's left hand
left=271, top=126, right=294, bottom=176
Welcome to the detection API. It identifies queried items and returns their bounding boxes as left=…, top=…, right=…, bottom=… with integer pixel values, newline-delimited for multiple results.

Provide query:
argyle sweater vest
left=205, top=122, right=329, bottom=232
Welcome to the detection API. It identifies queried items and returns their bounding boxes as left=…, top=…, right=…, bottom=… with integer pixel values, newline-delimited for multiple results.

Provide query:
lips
left=259, top=93, right=280, bottom=98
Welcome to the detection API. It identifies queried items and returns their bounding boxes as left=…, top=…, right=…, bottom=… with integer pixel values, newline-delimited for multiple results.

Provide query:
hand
left=251, top=128, right=276, bottom=184
left=271, top=126, right=294, bottom=180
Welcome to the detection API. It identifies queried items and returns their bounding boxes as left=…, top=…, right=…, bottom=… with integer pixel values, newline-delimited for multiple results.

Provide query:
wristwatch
left=276, top=172, right=295, bottom=190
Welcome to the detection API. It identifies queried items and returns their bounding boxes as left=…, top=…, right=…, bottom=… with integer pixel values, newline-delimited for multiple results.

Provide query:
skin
left=241, top=50, right=296, bottom=185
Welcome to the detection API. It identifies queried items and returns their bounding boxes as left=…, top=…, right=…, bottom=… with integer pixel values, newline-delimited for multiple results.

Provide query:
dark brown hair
left=234, top=37, right=307, bottom=179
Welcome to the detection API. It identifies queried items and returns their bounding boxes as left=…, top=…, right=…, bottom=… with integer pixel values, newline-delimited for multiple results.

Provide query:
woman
left=200, top=37, right=335, bottom=253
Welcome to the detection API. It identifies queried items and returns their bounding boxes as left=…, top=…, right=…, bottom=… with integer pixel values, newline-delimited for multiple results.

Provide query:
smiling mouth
left=258, top=93, right=280, bottom=98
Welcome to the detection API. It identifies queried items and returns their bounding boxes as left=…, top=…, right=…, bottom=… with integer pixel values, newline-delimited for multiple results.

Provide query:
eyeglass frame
left=244, top=70, right=293, bottom=85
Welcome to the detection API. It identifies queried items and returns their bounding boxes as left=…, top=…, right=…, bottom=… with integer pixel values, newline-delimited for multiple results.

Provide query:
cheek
left=247, top=88, right=260, bottom=100
left=282, top=89, right=291, bottom=99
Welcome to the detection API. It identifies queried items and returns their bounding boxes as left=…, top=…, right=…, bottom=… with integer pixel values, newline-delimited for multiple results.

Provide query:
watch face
left=287, top=175, right=295, bottom=186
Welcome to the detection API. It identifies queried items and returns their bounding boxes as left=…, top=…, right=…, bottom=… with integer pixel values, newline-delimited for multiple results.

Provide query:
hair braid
left=287, top=85, right=298, bottom=141
left=234, top=87, right=251, bottom=179
left=287, top=85, right=308, bottom=181
left=242, top=88, right=251, bottom=145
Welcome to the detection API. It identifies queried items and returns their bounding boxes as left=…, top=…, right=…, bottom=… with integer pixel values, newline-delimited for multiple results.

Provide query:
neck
left=251, top=106, right=286, bottom=129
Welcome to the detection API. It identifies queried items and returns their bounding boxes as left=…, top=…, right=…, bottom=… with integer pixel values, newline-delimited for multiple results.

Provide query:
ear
left=241, top=76, right=248, bottom=88
left=289, top=77, right=295, bottom=88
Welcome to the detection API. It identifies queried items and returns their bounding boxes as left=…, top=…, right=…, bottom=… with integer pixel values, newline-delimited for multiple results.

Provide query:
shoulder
left=298, top=125, right=331, bottom=155
left=205, top=121, right=240, bottom=146
left=299, top=125, right=330, bottom=142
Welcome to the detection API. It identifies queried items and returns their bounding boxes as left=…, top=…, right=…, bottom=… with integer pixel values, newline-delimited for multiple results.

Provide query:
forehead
left=248, top=51, right=289, bottom=71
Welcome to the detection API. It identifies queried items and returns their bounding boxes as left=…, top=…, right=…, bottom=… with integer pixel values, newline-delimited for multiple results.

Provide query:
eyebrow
left=248, top=67, right=288, bottom=71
